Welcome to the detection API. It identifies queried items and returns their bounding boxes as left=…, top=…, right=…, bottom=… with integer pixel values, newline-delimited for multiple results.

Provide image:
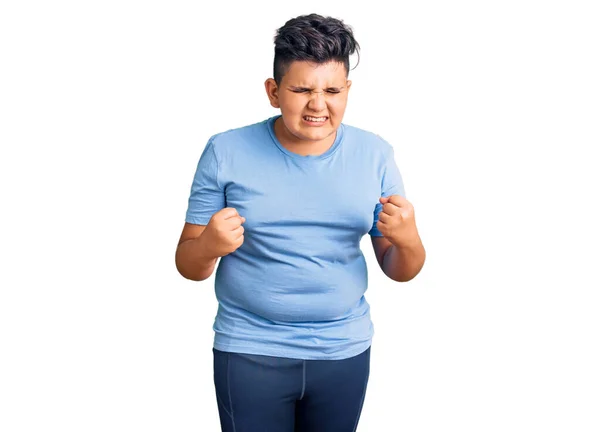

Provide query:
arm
left=371, top=235, right=426, bottom=282
left=175, top=209, right=246, bottom=282
left=370, top=194, right=426, bottom=282
left=175, top=223, right=218, bottom=282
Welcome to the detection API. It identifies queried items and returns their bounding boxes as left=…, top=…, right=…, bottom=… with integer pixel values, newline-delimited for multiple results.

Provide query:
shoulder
left=207, top=117, right=273, bottom=154
left=341, top=122, right=395, bottom=156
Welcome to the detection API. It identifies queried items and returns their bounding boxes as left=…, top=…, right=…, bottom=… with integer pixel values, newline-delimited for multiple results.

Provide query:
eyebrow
left=288, top=86, right=345, bottom=91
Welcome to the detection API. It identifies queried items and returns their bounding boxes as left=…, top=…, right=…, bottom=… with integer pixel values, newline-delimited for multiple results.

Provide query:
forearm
left=383, top=237, right=426, bottom=282
left=175, top=236, right=218, bottom=281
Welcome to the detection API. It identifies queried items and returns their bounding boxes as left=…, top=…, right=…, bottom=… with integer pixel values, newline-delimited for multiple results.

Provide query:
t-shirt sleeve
left=369, top=143, right=406, bottom=237
left=185, top=137, right=226, bottom=225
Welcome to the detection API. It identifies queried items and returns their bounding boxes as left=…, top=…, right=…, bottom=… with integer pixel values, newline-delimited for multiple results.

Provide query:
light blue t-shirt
left=185, top=115, right=405, bottom=360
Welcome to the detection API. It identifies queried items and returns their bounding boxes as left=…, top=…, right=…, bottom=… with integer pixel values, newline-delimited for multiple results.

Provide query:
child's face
left=265, top=60, right=351, bottom=145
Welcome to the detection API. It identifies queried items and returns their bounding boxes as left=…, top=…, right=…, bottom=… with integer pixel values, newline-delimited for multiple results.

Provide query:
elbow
left=174, top=251, right=215, bottom=282
left=384, top=256, right=426, bottom=283
left=175, top=262, right=212, bottom=282
left=385, top=272, right=417, bottom=283
left=176, top=267, right=207, bottom=282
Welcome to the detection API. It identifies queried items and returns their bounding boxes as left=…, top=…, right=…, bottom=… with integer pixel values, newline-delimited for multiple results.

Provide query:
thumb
left=220, top=207, right=239, bottom=219
left=379, top=196, right=389, bottom=204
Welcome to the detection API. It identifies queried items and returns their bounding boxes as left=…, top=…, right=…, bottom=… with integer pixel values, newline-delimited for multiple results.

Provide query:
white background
left=1, top=1, right=599, bottom=431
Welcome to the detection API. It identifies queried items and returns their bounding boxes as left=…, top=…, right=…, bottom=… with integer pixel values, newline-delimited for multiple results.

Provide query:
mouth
left=303, top=115, right=329, bottom=124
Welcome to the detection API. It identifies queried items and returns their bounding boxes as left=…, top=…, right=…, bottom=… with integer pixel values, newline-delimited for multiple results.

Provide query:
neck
left=274, top=117, right=336, bottom=156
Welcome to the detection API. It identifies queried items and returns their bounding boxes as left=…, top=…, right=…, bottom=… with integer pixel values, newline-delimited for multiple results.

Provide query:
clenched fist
left=377, top=195, right=419, bottom=247
left=200, top=207, right=246, bottom=258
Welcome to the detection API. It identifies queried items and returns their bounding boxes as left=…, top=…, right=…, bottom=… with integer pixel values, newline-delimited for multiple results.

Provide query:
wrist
left=390, top=233, right=422, bottom=250
left=195, top=234, right=220, bottom=261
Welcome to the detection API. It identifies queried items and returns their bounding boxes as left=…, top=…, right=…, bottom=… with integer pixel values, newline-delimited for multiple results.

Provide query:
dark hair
left=273, top=13, right=360, bottom=84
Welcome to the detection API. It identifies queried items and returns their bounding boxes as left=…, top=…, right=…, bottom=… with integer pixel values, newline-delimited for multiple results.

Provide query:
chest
left=223, top=161, right=380, bottom=236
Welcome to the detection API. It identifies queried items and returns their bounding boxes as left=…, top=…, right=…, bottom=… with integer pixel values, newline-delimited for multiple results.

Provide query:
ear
left=346, top=79, right=352, bottom=91
left=264, top=78, right=280, bottom=109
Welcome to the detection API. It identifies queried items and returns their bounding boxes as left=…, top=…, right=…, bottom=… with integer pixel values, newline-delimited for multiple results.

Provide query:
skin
left=264, top=60, right=352, bottom=156
left=373, top=195, right=426, bottom=282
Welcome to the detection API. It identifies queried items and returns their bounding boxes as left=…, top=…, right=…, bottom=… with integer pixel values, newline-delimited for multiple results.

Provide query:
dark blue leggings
left=213, top=346, right=371, bottom=432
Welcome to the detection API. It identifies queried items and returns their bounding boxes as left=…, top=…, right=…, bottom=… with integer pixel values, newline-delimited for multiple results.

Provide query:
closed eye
left=289, top=87, right=343, bottom=94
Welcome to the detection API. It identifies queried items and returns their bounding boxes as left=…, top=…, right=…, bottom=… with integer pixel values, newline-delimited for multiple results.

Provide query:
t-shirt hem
left=185, top=216, right=211, bottom=225
left=212, top=339, right=372, bottom=361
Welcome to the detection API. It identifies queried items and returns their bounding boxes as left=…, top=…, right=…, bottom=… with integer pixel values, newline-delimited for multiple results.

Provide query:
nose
left=307, top=91, right=326, bottom=112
